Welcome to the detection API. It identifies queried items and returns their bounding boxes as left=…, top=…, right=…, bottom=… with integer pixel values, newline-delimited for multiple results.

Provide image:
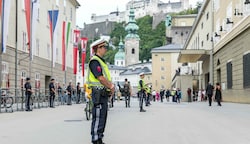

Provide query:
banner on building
left=48, top=9, right=59, bottom=67
left=62, top=21, right=66, bottom=71
left=81, top=37, right=88, bottom=76
left=1, top=0, right=11, bottom=53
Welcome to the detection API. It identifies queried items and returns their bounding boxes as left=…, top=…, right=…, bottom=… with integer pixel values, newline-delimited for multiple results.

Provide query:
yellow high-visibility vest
left=86, top=55, right=111, bottom=88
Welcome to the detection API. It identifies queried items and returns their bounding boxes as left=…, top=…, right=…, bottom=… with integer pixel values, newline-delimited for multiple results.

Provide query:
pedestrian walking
left=187, top=88, right=192, bottom=102
left=123, top=78, right=131, bottom=108
left=165, top=89, right=170, bottom=102
left=66, top=82, right=73, bottom=105
left=24, top=77, right=32, bottom=111
left=86, top=38, right=115, bottom=144
left=160, top=89, right=165, bottom=102
left=138, top=72, right=147, bottom=112
left=176, top=88, right=182, bottom=103
left=49, top=78, right=56, bottom=108
left=215, top=82, right=222, bottom=106
left=206, top=82, right=214, bottom=106
left=117, top=89, right=121, bottom=102
left=57, top=83, right=63, bottom=104
left=76, top=82, right=81, bottom=104
left=152, top=90, right=156, bottom=102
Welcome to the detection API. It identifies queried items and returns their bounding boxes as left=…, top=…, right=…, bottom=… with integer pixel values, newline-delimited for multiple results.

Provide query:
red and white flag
left=81, top=37, right=88, bottom=76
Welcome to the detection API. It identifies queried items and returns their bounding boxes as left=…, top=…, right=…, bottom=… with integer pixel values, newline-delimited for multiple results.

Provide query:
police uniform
left=24, top=77, right=32, bottom=111
left=87, top=38, right=114, bottom=144
left=49, top=78, right=55, bottom=108
left=138, top=72, right=147, bottom=112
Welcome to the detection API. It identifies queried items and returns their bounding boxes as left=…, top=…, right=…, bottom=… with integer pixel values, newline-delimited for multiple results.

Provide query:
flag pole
left=29, top=0, right=32, bottom=78
left=51, top=5, right=54, bottom=78
left=0, top=0, right=3, bottom=89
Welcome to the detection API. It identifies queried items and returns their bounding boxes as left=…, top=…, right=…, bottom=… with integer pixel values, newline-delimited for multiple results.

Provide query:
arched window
left=132, top=48, right=135, bottom=54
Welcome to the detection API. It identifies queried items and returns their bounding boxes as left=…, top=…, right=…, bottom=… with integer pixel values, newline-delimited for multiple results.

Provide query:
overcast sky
left=76, top=0, right=201, bottom=27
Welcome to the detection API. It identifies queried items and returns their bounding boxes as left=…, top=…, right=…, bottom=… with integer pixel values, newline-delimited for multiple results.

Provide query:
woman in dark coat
left=215, top=82, right=222, bottom=106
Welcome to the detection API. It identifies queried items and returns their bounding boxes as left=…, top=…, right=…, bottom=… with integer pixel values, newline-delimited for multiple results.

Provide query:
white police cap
left=90, top=38, right=108, bottom=49
left=139, top=72, right=144, bottom=76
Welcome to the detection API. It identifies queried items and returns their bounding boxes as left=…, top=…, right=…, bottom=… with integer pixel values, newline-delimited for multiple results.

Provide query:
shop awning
left=178, top=49, right=210, bottom=63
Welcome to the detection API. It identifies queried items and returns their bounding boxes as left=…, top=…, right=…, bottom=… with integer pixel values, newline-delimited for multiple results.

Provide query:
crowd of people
left=24, top=78, right=83, bottom=112
left=26, top=38, right=220, bottom=144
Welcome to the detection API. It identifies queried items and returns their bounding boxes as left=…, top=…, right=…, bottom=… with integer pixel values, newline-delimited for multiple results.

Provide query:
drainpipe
left=210, top=0, right=214, bottom=85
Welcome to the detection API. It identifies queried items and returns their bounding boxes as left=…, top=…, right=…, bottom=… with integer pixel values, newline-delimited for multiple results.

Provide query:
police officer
left=138, top=72, right=147, bottom=112
left=87, top=38, right=115, bottom=144
left=76, top=82, right=81, bottom=104
left=49, top=78, right=56, bottom=108
left=24, top=77, right=32, bottom=111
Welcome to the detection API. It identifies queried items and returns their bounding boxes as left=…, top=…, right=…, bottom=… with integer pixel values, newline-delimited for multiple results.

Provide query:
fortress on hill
left=90, top=0, right=190, bottom=24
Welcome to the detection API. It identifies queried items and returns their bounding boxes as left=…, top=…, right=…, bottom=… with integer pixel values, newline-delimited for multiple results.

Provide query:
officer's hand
left=110, top=84, right=115, bottom=95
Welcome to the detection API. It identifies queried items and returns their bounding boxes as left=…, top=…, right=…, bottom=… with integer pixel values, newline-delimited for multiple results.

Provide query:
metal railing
left=0, top=88, right=85, bottom=113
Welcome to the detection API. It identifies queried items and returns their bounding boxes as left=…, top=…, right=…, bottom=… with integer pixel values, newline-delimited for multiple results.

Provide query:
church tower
left=181, top=0, right=189, bottom=10
left=114, top=38, right=125, bottom=67
left=125, top=7, right=140, bottom=66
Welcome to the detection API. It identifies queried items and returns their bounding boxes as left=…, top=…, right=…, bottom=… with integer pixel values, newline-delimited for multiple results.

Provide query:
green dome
left=125, top=7, right=140, bottom=40
left=115, top=38, right=125, bottom=60
left=115, top=51, right=125, bottom=60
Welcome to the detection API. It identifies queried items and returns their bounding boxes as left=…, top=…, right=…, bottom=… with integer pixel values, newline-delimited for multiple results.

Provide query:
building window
left=21, top=71, right=26, bottom=78
left=161, top=57, right=165, bottom=61
left=207, top=33, right=209, bottom=41
left=37, top=8, right=40, bottom=21
left=47, top=43, right=50, bottom=59
left=214, top=0, right=220, bottom=12
left=161, top=85, right=165, bottom=89
left=56, top=0, right=59, bottom=6
left=243, top=53, right=250, bottom=88
left=161, top=76, right=165, bottom=80
left=63, top=0, right=67, bottom=14
left=36, top=39, right=39, bottom=56
left=227, top=62, right=232, bottom=89
left=35, top=73, right=40, bottom=80
left=201, top=41, right=204, bottom=47
left=70, top=7, right=73, bottom=21
left=206, top=12, right=209, bottom=20
left=22, top=0, right=25, bottom=10
left=161, top=67, right=165, bottom=71
left=201, top=22, right=203, bottom=29
left=181, top=21, right=186, bottom=26
left=132, top=48, right=135, bottom=54
left=22, top=32, right=27, bottom=51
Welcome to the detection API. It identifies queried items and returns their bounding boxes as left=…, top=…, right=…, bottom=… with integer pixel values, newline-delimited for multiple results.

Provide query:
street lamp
left=95, top=28, right=99, bottom=40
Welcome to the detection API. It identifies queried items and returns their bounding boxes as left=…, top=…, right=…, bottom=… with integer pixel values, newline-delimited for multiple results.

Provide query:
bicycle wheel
left=85, top=102, right=90, bottom=120
left=5, top=97, right=14, bottom=108
left=1, top=100, right=4, bottom=108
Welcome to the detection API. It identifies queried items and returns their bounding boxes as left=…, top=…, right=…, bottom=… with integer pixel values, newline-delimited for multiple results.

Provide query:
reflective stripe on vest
left=86, top=55, right=111, bottom=88
left=138, top=79, right=146, bottom=91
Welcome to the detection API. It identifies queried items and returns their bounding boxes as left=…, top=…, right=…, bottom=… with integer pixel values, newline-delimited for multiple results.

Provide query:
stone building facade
left=0, top=0, right=80, bottom=92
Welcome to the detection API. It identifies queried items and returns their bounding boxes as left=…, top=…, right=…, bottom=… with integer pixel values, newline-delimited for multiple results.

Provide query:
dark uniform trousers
left=208, top=94, right=213, bottom=106
left=124, top=92, right=130, bottom=107
left=91, top=88, right=108, bottom=143
left=25, top=94, right=31, bottom=110
left=49, top=93, right=55, bottom=107
left=139, top=91, right=145, bottom=110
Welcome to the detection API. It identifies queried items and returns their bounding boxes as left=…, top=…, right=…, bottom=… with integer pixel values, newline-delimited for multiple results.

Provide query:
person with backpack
left=123, top=78, right=131, bottom=108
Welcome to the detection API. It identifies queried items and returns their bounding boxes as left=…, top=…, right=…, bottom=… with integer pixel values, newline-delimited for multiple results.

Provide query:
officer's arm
left=97, top=76, right=114, bottom=90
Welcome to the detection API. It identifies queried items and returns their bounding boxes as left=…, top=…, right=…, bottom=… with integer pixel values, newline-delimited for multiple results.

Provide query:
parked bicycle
left=1, top=90, right=14, bottom=109
left=84, top=98, right=93, bottom=120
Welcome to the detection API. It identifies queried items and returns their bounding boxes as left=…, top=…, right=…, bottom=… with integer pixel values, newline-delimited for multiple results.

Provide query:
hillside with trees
left=82, top=3, right=201, bottom=64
